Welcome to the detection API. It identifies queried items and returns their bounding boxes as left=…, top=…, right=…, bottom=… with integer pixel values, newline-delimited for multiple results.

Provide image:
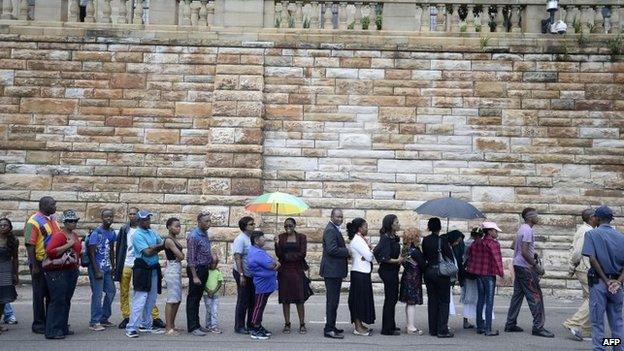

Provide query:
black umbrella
left=415, top=193, right=486, bottom=231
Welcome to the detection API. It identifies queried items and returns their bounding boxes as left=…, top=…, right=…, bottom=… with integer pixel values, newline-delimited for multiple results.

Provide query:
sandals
left=283, top=323, right=291, bottom=334
left=165, top=329, right=180, bottom=336
left=299, top=324, right=307, bottom=334
left=406, top=328, right=424, bottom=335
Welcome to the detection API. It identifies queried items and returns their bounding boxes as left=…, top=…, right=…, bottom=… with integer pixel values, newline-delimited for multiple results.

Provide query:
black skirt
left=348, top=271, right=375, bottom=325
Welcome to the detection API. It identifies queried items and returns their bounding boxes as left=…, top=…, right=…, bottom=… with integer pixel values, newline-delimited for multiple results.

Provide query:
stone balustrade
left=0, top=1, right=622, bottom=35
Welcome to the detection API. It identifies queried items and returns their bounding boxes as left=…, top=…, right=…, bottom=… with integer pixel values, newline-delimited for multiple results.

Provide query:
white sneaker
left=4, top=316, right=17, bottom=325
left=89, top=323, right=105, bottom=331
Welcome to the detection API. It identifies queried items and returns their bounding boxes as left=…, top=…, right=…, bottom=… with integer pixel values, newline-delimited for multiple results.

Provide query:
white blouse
left=349, top=234, right=374, bottom=274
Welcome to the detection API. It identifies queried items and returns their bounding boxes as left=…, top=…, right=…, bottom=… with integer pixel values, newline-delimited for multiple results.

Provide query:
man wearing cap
left=114, top=207, right=164, bottom=329
left=563, top=208, right=597, bottom=341
left=466, top=222, right=504, bottom=336
left=504, top=208, right=554, bottom=338
left=125, top=210, right=166, bottom=338
left=186, top=212, right=213, bottom=336
left=581, top=205, right=624, bottom=351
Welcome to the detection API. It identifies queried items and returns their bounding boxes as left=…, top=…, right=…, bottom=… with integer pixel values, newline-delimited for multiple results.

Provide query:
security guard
left=582, top=206, right=624, bottom=351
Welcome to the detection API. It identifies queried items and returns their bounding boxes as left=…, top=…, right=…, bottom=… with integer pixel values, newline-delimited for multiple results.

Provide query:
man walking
left=114, top=207, right=164, bottom=329
left=186, top=212, right=213, bottom=336
left=320, top=209, right=349, bottom=339
left=24, top=196, right=60, bottom=334
left=582, top=206, right=624, bottom=351
left=504, top=208, right=554, bottom=338
left=87, top=209, right=117, bottom=331
left=125, top=210, right=166, bottom=338
left=563, top=208, right=597, bottom=341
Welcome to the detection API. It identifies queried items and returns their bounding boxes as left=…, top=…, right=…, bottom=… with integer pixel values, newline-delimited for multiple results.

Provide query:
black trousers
left=233, top=269, right=255, bottom=330
left=379, top=268, right=400, bottom=334
left=44, top=268, right=78, bottom=338
left=186, top=265, right=209, bottom=332
left=324, top=277, right=342, bottom=333
left=31, top=268, right=50, bottom=333
left=424, top=268, right=451, bottom=336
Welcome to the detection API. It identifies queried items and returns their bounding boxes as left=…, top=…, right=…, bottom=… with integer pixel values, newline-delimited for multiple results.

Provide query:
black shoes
left=532, top=328, right=555, bottom=338
left=463, top=320, right=475, bottom=329
left=504, top=325, right=524, bottom=332
left=437, top=332, right=454, bottom=338
left=235, top=327, right=250, bottom=335
left=485, top=330, right=500, bottom=336
left=152, top=318, right=166, bottom=329
left=118, top=318, right=129, bottom=329
left=476, top=329, right=485, bottom=334
left=334, top=328, right=344, bottom=334
left=381, top=330, right=401, bottom=336
left=324, top=330, right=344, bottom=339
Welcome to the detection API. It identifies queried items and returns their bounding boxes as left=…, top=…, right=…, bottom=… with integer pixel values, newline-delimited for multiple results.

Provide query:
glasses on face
left=284, top=225, right=295, bottom=228
left=0, top=224, right=10, bottom=228
left=65, top=220, right=79, bottom=224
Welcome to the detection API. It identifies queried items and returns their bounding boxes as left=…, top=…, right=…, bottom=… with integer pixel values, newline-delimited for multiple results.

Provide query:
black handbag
left=437, top=237, right=458, bottom=279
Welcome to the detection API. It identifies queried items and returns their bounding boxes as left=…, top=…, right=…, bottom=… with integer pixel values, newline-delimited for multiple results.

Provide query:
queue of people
left=0, top=196, right=622, bottom=351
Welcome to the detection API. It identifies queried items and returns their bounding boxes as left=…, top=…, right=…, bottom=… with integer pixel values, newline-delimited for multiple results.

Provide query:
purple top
left=186, top=227, right=212, bottom=268
left=512, top=223, right=535, bottom=268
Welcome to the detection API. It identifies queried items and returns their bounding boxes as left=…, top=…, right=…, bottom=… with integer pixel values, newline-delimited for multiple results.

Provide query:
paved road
left=1, top=286, right=597, bottom=351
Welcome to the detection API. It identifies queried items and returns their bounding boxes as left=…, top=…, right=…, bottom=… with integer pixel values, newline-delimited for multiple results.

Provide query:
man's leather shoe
left=485, top=330, right=499, bottom=336
left=334, top=328, right=344, bottom=334
left=437, top=332, right=454, bottom=338
left=476, top=329, right=485, bottom=334
left=64, top=330, right=75, bottom=336
left=235, top=327, right=250, bottom=334
left=532, top=329, right=554, bottom=338
left=324, top=330, right=344, bottom=339
left=504, top=326, right=524, bottom=332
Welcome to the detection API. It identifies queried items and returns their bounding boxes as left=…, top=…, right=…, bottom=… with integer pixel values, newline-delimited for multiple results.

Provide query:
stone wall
left=0, top=28, right=622, bottom=296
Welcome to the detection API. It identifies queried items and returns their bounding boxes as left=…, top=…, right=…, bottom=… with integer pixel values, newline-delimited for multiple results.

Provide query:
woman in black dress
left=422, top=217, right=455, bottom=338
left=0, top=218, right=17, bottom=335
left=275, top=218, right=311, bottom=334
left=373, top=214, right=404, bottom=336
left=399, top=228, right=425, bottom=335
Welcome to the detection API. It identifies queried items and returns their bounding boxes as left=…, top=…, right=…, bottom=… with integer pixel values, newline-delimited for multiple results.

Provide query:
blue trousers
left=476, top=275, right=496, bottom=333
left=3, top=303, right=14, bottom=321
left=126, top=270, right=158, bottom=332
left=88, top=267, right=116, bottom=326
left=589, top=281, right=623, bottom=351
left=44, top=269, right=79, bottom=338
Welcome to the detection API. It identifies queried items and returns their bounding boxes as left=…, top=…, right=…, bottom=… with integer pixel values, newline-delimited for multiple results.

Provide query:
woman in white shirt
left=347, top=218, right=375, bottom=336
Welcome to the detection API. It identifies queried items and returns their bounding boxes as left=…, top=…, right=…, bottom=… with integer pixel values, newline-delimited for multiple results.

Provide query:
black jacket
left=132, top=257, right=162, bottom=294
left=319, top=222, right=349, bottom=279
left=113, top=223, right=131, bottom=281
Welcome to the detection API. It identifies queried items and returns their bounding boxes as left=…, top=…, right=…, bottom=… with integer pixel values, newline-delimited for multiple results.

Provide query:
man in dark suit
left=320, top=209, right=349, bottom=339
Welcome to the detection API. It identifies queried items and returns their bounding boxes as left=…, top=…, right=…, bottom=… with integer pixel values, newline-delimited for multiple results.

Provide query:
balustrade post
left=421, top=5, right=430, bottom=32
left=190, top=0, right=200, bottom=26
left=450, top=4, right=459, bottom=32
left=324, top=2, right=333, bottom=29
left=117, top=0, right=128, bottom=23
left=369, top=2, right=377, bottom=31
left=495, top=5, right=504, bottom=32
left=483, top=6, right=492, bottom=33
left=207, top=1, right=215, bottom=28
left=101, top=0, right=112, bottom=23
left=134, top=0, right=145, bottom=24
left=466, top=4, right=475, bottom=32
left=281, top=1, right=290, bottom=28
left=338, top=1, right=347, bottom=29
left=17, top=0, right=27, bottom=20
left=198, top=0, right=207, bottom=26
left=580, top=5, right=590, bottom=35
left=593, top=5, right=604, bottom=33
left=510, top=5, right=521, bottom=32
left=354, top=2, right=363, bottom=30
left=435, top=4, right=445, bottom=31
left=84, top=0, right=95, bottom=22
left=564, top=5, right=575, bottom=33
left=180, top=0, right=191, bottom=25
left=294, top=0, right=303, bottom=28
left=68, top=0, right=80, bottom=22
left=611, top=6, right=621, bottom=34
left=1, top=0, right=13, bottom=19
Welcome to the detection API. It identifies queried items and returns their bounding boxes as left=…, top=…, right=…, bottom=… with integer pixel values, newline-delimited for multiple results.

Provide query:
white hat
left=481, top=221, right=502, bottom=232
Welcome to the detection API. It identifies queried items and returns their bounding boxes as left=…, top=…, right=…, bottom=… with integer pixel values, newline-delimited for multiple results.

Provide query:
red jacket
left=466, top=235, right=504, bottom=277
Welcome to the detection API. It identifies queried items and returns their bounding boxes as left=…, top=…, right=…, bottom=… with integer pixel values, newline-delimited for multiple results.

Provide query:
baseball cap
left=61, top=209, right=80, bottom=222
left=136, top=210, right=153, bottom=219
left=594, top=206, right=614, bottom=220
left=481, top=221, right=502, bottom=232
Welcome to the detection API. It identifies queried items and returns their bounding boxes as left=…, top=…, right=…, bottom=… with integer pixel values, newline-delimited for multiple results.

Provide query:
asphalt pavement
left=0, top=285, right=599, bottom=351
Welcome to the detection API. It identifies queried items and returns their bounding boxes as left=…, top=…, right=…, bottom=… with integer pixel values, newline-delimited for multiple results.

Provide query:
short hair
left=38, top=196, right=55, bottom=211
left=197, top=211, right=211, bottom=222
left=521, top=207, right=537, bottom=220
left=128, top=206, right=139, bottom=213
left=250, top=230, right=264, bottom=246
left=166, top=217, right=180, bottom=228
left=284, top=217, right=296, bottom=226
left=581, top=208, right=595, bottom=223
left=330, top=208, right=342, bottom=217
left=101, top=209, right=114, bottom=217
left=427, top=217, right=442, bottom=232
left=238, top=216, right=255, bottom=231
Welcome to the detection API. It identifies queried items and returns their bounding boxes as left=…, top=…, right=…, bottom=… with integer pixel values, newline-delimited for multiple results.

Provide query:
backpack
left=80, top=229, right=101, bottom=268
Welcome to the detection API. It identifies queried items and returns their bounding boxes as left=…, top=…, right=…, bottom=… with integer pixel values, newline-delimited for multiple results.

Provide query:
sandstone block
left=339, top=134, right=372, bottom=149
left=379, top=107, right=415, bottom=123
left=111, top=73, right=146, bottom=89
left=175, top=102, right=212, bottom=117
left=326, top=68, right=358, bottom=79
left=145, top=129, right=180, bottom=144
left=21, top=98, right=77, bottom=114
left=475, top=82, right=506, bottom=98
left=0, top=174, right=52, bottom=190
left=474, top=137, right=510, bottom=152
left=231, top=178, right=263, bottom=196
left=378, top=160, right=433, bottom=173
left=264, top=157, right=318, bottom=171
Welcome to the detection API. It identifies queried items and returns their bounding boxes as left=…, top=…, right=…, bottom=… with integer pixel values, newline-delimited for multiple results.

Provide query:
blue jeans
left=589, top=280, right=623, bottom=351
left=126, top=270, right=158, bottom=333
left=203, top=295, right=219, bottom=328
left=44, top=269, right=79, bottom=338
left=476, top=275, right=496, bottom=333
left=88, top=267, right=116, bottom=326
left=3, top=303, right=15, bottom=321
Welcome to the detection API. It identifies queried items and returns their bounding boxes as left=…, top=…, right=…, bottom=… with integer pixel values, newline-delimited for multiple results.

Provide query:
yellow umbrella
left=244, top=192, right=309, bottom=233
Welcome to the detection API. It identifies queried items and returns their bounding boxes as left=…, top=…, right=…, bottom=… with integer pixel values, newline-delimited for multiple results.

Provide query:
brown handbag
left=42, top=249, right=78, bottom=270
